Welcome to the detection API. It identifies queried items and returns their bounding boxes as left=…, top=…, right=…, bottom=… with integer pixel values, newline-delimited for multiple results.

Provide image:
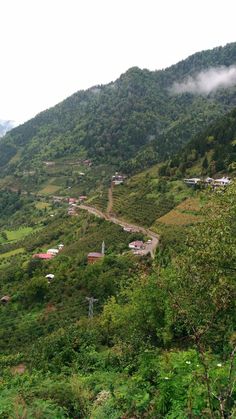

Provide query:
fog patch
left=170, top=65, right=236, bottom=95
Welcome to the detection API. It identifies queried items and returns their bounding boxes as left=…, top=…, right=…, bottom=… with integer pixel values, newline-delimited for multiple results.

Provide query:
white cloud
left=171, top=65, right=236, bottom=95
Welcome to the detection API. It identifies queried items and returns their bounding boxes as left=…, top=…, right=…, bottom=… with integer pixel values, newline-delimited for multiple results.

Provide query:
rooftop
left=88, top=252, right=104, bottom=258
left=33, top=253, right=54, bottom=260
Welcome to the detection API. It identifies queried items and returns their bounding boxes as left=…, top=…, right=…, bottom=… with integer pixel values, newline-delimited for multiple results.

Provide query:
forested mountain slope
left=1, top=42, right=236, bottom=179
left=0, top=119, right=15, bottom=137
left=159, top=106, right=236, bottom=177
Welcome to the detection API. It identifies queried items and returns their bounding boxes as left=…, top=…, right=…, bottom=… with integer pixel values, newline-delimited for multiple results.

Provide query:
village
left=6, top=167, right=232, bottom=305
left=184, top=176, right=231, bottom=187
left=0, top=171, right=156, bottom=305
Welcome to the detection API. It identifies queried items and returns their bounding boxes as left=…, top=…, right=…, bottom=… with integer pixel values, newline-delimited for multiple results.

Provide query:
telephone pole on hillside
left=85, top=297, right=98, bottom=318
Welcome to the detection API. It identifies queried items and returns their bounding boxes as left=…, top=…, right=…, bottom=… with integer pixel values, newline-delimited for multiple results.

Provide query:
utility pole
left=101, top=240, right=105, bottom=255
left=85, top=297, right=98, bottom=318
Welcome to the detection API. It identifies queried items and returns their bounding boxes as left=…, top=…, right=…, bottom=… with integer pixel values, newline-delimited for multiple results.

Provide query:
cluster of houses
left=184, top=176, right=232, bottom=187
left=33, top=244, right=64, bottom=260
left=67, top=196, right=87, bottom=216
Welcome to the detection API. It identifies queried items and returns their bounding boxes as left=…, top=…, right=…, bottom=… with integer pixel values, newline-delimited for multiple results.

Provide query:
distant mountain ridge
left=0, top=119, right=15, bottom=137
left=0, top=42, right=236, bottom=180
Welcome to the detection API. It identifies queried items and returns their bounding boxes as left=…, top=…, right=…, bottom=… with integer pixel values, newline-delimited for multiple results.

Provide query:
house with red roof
left=87, top=252, right=104, bottom=264
left=33, top=253, right=54, bottom=260
left=128, top=241, right=144, bottom=250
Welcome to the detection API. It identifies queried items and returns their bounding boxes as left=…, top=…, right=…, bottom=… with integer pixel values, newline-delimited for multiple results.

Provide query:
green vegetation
left=0, top=43, right=236, bottom=197
left=39, top=183, right=62, bottom=195
left=0, top=180, right=234, bottom=417
left=5, top=226, right=35, bottom=241
left=111, top=174, right=193, bottom=227
left=0, top=43, right=235, bottom=417
left=0, top=247, right=25, bottom=259
left=159, top=107, right=236, bottom=178
left=35, top=201, right=51, bottom=210
left=156, top=196, right=204, bottom=226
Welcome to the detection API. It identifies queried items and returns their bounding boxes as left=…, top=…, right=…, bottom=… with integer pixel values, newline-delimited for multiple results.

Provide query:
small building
left=1, top=295, right=11, bottom=304
left=113, top=180, right=124, bottom=186
left=79, top=195, right=87, bottom=201
left=43, top=161, right=55, bottom=166
left=68, top=198, right=78, bottom=205
left=83, top=159, right=92, bottom=166
left=112, top=173, right=125, bottom=185
left=129, top=241, right=144, bottom=250
left=58, top=244, right=64, bottom=250
left=184, top=178, right=201, bottom=186
left=45, top=274, right=55, bottom=282
left=47, top=249, right=59, bottom=256
left=213, top=177, right=231, bottom=186
left=123, top=227, right=132, bottom=232
left=87, top=252, right=104, bottom=264
left=33, top=253, right=54, bottom=260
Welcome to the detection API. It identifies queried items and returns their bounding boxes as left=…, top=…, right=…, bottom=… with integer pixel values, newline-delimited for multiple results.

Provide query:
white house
left=184, top=178, right=201, bottom=185
left=45, top=274, right=55, bottom=283
left=47, top=249, right=59, bottom=256
left=213, top=177, right=231, bottom=186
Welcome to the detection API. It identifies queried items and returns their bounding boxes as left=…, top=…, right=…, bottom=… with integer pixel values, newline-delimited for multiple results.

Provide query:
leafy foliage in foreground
left=0, top=182, right=235, bottom=417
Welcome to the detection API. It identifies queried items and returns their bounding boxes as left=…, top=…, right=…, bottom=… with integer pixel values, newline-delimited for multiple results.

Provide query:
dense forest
left=157, top=107, right=236, bottom=178
left=0, top=42, right=236, bottom=178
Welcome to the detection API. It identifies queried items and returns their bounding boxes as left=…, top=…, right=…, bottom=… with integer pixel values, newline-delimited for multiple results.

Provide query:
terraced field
left=111, top=175, right=193, bottom=227
left=87, top=190, right=109, bottom=212
left=39, top=184, right=62, bottom=195
left=156, top=197, right=204, bottom=226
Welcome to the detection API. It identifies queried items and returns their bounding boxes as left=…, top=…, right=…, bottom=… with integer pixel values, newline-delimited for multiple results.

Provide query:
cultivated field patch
left=157, top=197, right=203, bottom=226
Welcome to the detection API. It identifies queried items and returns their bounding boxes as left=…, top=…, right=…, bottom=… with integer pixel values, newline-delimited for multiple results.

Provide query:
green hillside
left=1, top=42, right=236, bottom=192
left=0, top=178, right=235, bottom=418
left=0, top=43, right=235, bottom=418
left=159, top=106, right=236, bottom=178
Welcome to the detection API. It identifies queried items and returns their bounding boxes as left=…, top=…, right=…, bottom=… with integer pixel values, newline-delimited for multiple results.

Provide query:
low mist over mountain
left=0, top=42, right=236, bottom=418
left=1, top=42, right=236, bottom=176
left=0, top=119, right=16, bottom=137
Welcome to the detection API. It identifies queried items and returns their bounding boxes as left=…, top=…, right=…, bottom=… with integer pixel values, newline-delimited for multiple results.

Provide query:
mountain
left=158, top=106, right=236, bottom=177
left=0, top=119, right=15, bottom=137
left=0, top=44, right=235, bottom=418
left=0, top=42, right=236, bottom=184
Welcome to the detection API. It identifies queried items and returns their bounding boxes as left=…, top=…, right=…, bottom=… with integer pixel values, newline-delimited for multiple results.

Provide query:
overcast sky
left=1, top=0, right=235, bottom=123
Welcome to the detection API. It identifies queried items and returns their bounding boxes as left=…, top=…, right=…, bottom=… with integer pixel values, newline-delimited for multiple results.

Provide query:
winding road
left=78, top=198, right=159, bottom=258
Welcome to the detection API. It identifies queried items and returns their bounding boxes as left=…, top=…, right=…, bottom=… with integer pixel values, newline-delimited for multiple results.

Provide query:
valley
left=0, top=42, right=235, bottom=418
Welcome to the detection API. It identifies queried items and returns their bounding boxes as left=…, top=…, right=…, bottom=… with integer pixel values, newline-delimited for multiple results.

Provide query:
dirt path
left=107, top=185, right=113, bottom=216
left=78, top=203, right=159, bottom=258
